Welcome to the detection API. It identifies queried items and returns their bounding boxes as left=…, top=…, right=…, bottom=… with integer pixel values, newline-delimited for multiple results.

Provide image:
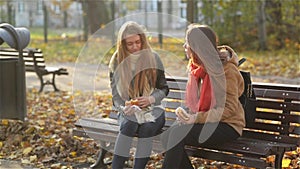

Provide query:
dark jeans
left=161, top=122, right=240, bottom=169
left=112, top=109, right=165, bottom=169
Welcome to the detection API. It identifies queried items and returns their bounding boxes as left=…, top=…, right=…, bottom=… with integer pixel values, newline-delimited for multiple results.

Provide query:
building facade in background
left=0, top=0, right=202, bottom=29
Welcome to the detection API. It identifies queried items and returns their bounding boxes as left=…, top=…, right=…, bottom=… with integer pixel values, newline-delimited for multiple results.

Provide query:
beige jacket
left=194, top=51, right=246, bottom=136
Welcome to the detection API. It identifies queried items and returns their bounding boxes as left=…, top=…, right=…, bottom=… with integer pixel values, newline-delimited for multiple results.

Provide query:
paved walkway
left=25, top=62, right=111, bottom=93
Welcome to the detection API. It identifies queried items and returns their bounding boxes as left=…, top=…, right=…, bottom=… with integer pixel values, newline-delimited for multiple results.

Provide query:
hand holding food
left=175, top=107, right=197, bottom=124
left=175, top=107, right=190, bottom=121
left=125, top=99, right=139, bottom=106
left=137, top=96, right=154, bottom=108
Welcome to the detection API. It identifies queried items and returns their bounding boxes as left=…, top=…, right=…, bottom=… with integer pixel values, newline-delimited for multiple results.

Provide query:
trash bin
left=0, top=23, right=30, bottom=121
left=0, top=57, right=26, bottom=120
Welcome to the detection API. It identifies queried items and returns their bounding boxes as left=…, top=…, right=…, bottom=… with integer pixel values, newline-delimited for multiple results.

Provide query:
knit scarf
left=185, top=63, right=215, bottom=112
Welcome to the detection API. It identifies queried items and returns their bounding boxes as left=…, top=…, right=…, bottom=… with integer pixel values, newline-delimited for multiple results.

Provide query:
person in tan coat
left=161, top=24, right=245, bottom=169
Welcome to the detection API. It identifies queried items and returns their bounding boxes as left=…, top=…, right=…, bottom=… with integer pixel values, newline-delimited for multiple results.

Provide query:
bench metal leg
left=37, top=73, right=60, bottom=92
left=90, top=141, right=109, bottom=169
left=37, top=74, right=45, bottom=93
left=51, top=73, right=59, bottom=91
left=274, top=151, right=284, bottom=169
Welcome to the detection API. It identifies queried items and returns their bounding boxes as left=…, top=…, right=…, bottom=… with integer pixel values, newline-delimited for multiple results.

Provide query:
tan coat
left=194, top=53, right=246, bottom=136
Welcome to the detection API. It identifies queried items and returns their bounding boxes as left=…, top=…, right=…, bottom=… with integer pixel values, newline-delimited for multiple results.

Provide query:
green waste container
left=0, top=23, right=30, bottom=121
left=0, top=57, right=27, bottom=120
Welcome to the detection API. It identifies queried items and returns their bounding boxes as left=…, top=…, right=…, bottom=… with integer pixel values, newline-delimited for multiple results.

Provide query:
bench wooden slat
left=253, top=82, right=300, bottom=91
left=74, top=128, right=165, bottom=152
left=23, top=55, right=44, bottom=59
left=247, top=122, right=299, bottom=134
left=254, top=88, right=300, bottom=100
left=200, top=138, right=273, bottom=156
left=242, top=130, right=300, bottom=146
left=166, top=81, right=186, bottom=90
left=185, top=147, right=269, bottom=169
left=75, top=118, right=119, bottom=131
left=293, top=127, right=300, bottom=135
left=164, top=90, right=185, bottom=100
left=255, top=100, right=300, bottom=111
left=165, top=112, right=177, bottom=119
left=256, top=111, right=300, bottom=123
left=162, top=100, right=183, bottom=110
left=77, top=117, right=119, bottom=126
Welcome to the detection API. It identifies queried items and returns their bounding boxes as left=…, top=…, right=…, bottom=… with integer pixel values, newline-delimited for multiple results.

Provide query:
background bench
left=0, top=47, right=68, bottom=92
left=73, top=76, right=300, bottom=168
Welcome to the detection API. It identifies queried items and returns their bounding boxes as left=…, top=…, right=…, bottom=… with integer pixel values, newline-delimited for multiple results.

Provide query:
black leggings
left=161, top=122, right=240, bottom=169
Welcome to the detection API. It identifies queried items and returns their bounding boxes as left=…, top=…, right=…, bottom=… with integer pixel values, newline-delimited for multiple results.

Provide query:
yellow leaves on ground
left=282, top=148, right=300, bottom=168
left=0, top=89, right=112, bottom=168
left=1, top=120, right=8, bottom=126
left=282, top=158, right=292, bottom=168
left=69, top=151, right=77, bottom=157
left=23, top=147, right=33, bottom=155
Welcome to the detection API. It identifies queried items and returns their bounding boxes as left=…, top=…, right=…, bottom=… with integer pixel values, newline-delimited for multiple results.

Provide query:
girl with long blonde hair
left=91, top=21, right=169, bottom=169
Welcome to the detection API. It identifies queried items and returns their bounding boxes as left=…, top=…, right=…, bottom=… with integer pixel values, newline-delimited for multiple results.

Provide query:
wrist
left=192, top=113, right=198, bottom=123
left=148, top=96, right=155, bottom=104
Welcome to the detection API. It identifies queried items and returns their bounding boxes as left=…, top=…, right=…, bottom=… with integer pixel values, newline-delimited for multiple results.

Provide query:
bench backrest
left=244, top=83, right=300, bottom=146
left=0, top=47, right=45, bottom=72
left=109, top=76, right=300, bottom=146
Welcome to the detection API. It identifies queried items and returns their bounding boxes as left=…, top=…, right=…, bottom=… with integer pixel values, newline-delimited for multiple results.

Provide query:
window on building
left=51, top=1, right=61, bottom=14
left=36, top=0, right=43, bottom=14
left=18, top=1, right=25, bottom=13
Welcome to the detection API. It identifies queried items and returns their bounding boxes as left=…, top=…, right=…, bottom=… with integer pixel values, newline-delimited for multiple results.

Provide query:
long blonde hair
left=114, top=21, right=157, bottom=99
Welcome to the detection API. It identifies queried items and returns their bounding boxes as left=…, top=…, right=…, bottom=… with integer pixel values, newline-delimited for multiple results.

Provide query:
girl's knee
left=120, top=120, right=138, bottom=136
left=139, top=127, right=157, bottom=138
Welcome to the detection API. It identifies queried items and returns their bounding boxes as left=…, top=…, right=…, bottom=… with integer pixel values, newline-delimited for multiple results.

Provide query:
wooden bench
left=0, top=47, right=68, bottom=92
left=73, top=76, right=300, bottom=169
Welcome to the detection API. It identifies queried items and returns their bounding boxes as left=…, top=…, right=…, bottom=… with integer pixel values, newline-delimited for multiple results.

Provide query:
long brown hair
left=115, top=21, right=157, bottom=99
left=186, top=24, right=218, bottom=66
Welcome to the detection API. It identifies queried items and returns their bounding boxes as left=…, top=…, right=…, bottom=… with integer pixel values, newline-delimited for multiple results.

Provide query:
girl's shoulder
left=224, top=62, right=240, bottom=76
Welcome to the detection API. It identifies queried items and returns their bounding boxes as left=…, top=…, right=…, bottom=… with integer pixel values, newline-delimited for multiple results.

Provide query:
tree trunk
left=29, top=10, right=33, bottom=27
left=7, top=1, right=13, bottom=25
left=111, top=0, right=115, bottom=45
left=85, top=0, right=109, bottom=34
left=186, top=0, right=194, bottom=23
left=63, top=11, right=68, bottom=28
left=257, top=0, right=267, bottom=50
left=82, top=1, right=88, bottom=41
left=43, top=1, right=48, bottom=43
left=266, top=0, right=283, bottom=49
left=167, top=0, right=172, bottom=28
left=157, top=0, right=163, bottom=48
left=144, top=1, right=148, bottom=27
